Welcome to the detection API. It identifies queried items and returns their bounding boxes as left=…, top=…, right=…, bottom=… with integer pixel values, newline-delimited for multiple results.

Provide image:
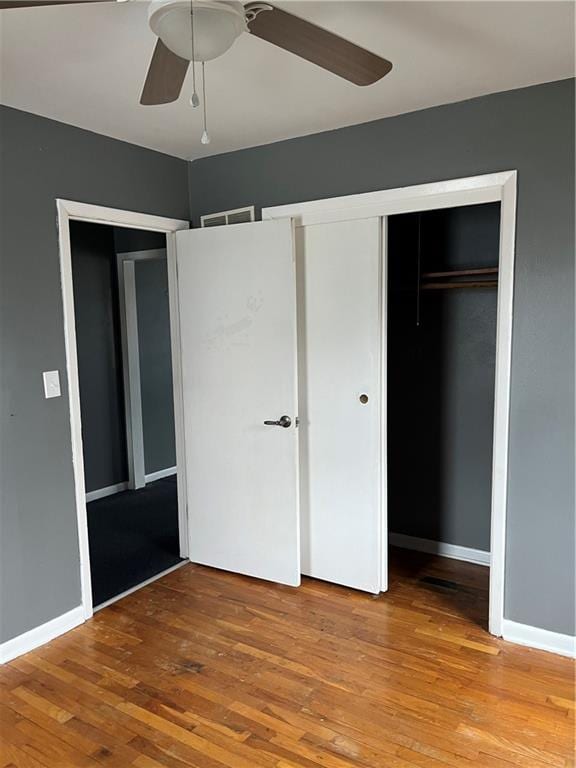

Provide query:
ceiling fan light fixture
left=149, top=0, right=246, bottom=62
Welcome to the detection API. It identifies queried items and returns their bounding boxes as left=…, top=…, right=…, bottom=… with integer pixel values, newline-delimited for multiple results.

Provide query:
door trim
left=379, top=217, right=388, bottom=593
left=56, top=199, right=189, bottom=621
left=263, top=170, right=517, bottom=637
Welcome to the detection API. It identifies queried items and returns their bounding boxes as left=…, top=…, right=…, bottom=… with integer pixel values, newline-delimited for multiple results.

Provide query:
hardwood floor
left=1, top=549, right=574, bottom=767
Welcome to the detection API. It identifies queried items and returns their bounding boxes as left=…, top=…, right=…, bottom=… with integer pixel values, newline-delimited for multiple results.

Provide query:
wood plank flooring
left=1, top=550, right=574, bottom=767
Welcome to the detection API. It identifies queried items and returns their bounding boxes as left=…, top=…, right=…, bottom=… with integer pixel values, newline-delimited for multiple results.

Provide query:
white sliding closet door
left=176, top=220, right=301, bottom=586
left=297, top=217, right=384, bottom=593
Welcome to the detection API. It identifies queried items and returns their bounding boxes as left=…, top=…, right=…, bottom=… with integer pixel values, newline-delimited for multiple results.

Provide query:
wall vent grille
left=200, top=206, right=255, bottom=228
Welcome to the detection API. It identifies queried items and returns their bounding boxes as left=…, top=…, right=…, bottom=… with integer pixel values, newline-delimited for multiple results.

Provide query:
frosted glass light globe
left=149, top=0, right=246, bottom=62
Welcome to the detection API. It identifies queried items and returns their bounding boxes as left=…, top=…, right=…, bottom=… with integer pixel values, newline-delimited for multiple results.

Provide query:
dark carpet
left=87, top=475, right=183, bottom=607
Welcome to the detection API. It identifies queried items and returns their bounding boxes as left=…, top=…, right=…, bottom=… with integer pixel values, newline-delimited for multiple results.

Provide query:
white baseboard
left=502, top=619, right=576, bottom=658
left=86, top=482, right=128, bottom=503
left=389, top=532, right=490, bottom=566
left=145, top=466, right=177, bottom=483
left=94, top=559, right=187, bottom=612
left=85, top=469, right=176, bottom=500
left=0, top=605, right=84, bottom=665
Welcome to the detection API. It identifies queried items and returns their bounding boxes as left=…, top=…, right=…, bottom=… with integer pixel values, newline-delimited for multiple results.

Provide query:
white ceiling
left=0, top=1, right=574, bottom=160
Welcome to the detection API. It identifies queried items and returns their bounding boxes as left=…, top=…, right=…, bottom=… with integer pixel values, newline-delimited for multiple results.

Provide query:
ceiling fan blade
left=0, top=1, right=113, bottom=8
left=140, top=39, right=189, bottom=106
left=245, top=3, right=392, bottom=86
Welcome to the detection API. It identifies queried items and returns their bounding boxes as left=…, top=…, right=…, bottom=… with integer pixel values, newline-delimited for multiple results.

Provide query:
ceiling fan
left=0, top=0, right=393, bottom=107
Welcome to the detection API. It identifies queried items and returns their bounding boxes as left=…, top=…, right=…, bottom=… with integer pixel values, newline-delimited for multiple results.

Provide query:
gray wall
left=388, top=204, right=499, bottom=552
left=0, top=106, right=189, bottom=643
left=1, top=79, right=573, bottom=644
left=71, top=222, right=128, bottom=494
left=135, top=257, right=176, bottom=475
left=188, top=79, right=575, bottom=636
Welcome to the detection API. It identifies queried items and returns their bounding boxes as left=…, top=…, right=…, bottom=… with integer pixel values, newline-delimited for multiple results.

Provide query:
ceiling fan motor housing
left=149, top=0, right=247, bottom=62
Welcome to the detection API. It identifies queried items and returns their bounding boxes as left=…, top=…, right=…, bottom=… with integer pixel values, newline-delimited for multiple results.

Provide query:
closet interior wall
left=387, top=203, right=501, bottom=554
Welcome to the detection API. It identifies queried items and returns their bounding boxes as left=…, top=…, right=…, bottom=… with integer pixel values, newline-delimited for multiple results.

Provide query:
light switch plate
left=43, top=370, right=61, bottom=399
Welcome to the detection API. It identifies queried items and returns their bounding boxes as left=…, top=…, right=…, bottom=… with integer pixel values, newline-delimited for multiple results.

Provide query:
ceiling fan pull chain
left=201, top=61, right=210, bottom=145
left=189, top=0, right=200, bottom=108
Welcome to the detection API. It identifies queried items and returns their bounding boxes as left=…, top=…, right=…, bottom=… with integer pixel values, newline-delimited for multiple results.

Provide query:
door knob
left=264, top=415, right=292, bottom=428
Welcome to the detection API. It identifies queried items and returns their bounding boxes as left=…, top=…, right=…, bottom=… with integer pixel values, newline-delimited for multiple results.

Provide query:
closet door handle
left=264, top=415, right=292, bottom=428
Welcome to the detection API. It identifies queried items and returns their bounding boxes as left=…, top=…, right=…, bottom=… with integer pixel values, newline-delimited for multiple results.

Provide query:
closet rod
left=421, top=267, right=498, bottom=279
left=421, top=280, right=498, bottom=290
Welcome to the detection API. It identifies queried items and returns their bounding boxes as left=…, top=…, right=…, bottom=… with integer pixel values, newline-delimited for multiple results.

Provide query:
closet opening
left=70, top=221, right=185, bottom=609
left=386, top=202, right=501, bottom=630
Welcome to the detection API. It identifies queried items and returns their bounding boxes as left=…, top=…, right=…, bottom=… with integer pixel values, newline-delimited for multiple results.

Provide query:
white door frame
left=57, top=199, right=189, bottom=620
left=116, top=248, right=177, bottom=491
left=263, top=170, right=517, bottom=637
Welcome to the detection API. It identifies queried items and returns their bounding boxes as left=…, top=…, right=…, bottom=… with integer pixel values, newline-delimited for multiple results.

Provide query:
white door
left=176, top=220, right=300, bottom=586
left=297, top=217, right=384, bottom=593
